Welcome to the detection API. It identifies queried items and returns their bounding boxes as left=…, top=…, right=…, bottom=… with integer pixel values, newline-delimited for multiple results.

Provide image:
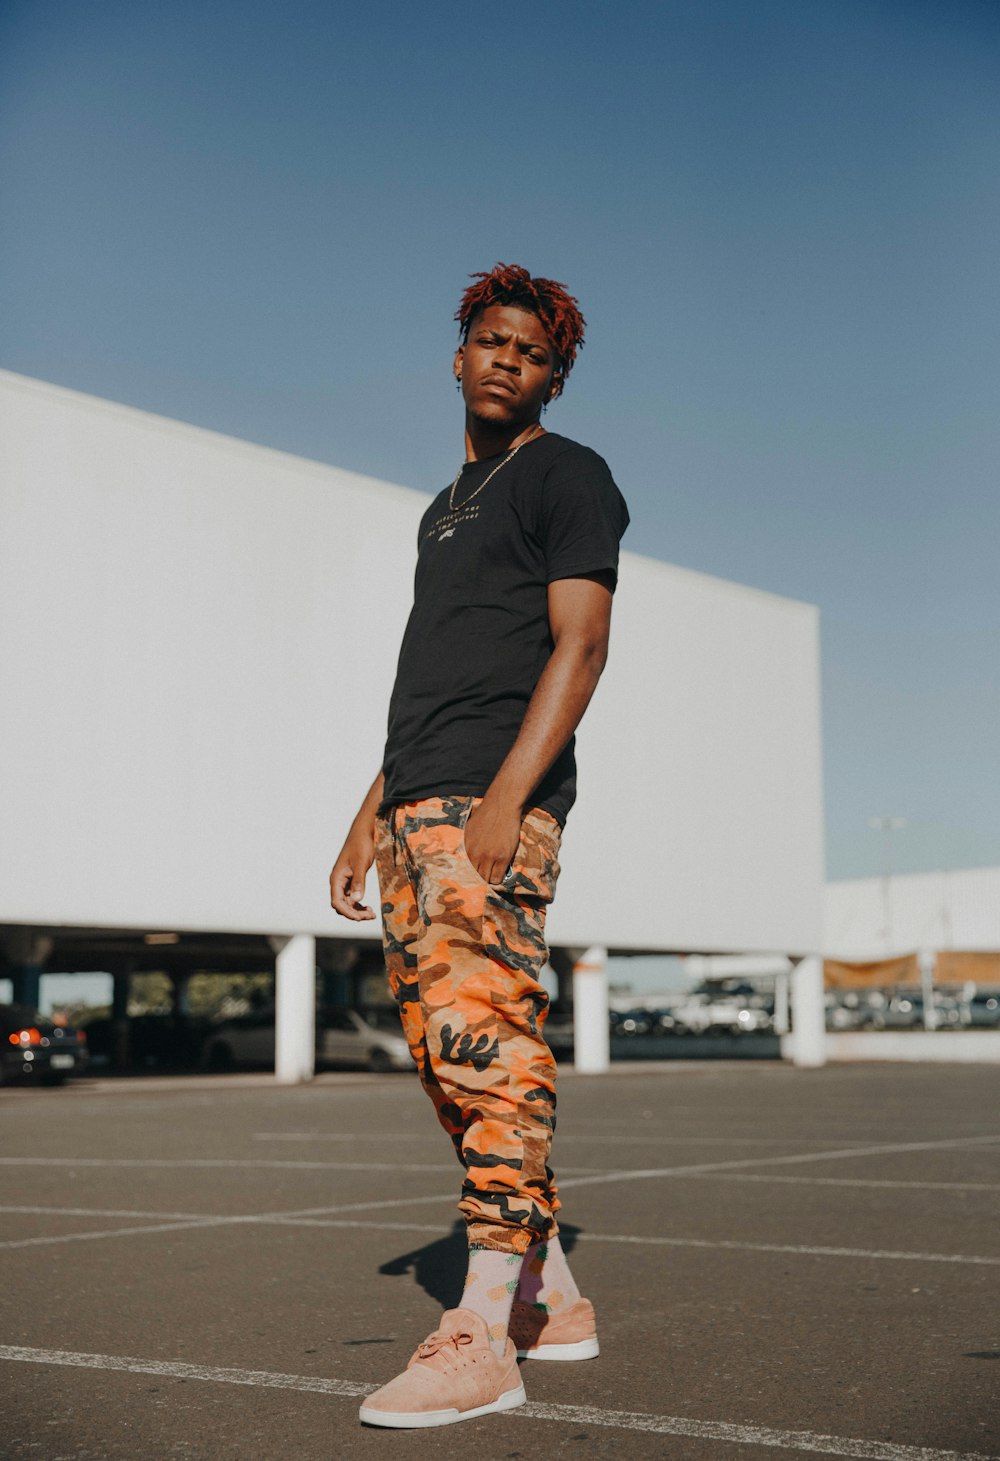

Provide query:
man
left=330, top=262, right=629, bottom=1428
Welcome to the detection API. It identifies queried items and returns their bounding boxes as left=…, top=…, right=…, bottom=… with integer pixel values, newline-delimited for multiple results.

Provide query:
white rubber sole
left=516, top=1337, right=600, bottom=1361
left=359, top=1382, right=527, bottom=1428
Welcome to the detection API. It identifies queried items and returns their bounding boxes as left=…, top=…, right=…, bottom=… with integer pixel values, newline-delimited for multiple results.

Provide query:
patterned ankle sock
left=461, top=1244, right=524, bottom=1355
left=516, top=1234, right=582, bottom=1314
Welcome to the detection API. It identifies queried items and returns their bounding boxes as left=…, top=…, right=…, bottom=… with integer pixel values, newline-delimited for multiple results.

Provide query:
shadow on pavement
left=379, top=1220, right=583, bottom=1308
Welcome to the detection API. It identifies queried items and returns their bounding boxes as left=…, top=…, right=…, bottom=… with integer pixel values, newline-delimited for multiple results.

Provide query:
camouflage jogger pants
left=375, top=794, right=563, bottom=1254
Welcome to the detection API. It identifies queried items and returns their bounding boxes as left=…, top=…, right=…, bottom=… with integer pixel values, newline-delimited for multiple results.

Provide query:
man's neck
left=464, top=417, right=545, bottom=463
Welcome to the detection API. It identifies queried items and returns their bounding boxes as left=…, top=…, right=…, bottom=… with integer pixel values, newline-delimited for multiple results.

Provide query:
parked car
left=870, top=993, right=924, bottom=1030
left=610, top=1009, right=654, bottom=1037
left=825, top=992, right=870, bottom=1031
left=83, top=1012, right=210, bottom=1071
left=701, top=997, right=772, bottom=1034
left=319, top=1008, right=412, bottom=1072
left=932, top=992, right=964, bottom=1028
left=662, top=996, right=710, bottom=1034
left=666, top=993, right=772, bottom=1036
left=541, top=1012, right=575, bottom=1057
left=964, top=992, right=1000, bottom=1028
left=201, top=1006, right=413, bottom=1073
left=0, top=1004, right=89, bottom=1086
left=652, top=1008, right=681, bottom=1035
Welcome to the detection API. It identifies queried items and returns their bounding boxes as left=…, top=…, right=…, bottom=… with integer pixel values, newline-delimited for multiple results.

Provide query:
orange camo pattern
left=375, top=795, right=563, bottom=1254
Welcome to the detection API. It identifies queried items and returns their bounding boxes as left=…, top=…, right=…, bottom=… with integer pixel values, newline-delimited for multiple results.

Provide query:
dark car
left=610, top=1009, right=654, bottom=1037
left=0, top=1004, right=89, bottom=1086
left=83, top=1012, right=210, bottom=1071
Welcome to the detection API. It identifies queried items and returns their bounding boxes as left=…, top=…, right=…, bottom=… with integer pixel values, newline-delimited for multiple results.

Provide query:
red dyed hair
left=456, top=263, right=586, bottom=397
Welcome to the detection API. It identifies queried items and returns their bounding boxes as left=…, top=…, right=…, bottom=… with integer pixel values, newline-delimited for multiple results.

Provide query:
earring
left=455, top=377, right=462, bottom=391
left=542, top=402, right=548, bottom=414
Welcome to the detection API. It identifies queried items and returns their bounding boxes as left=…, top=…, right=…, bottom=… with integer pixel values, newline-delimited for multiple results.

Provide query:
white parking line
left=3, top=1131, right=996, bottom=1187
left=0, top=1194, right=467, bottom=1251
left=561, top=1133, right=1000, bottom=1149
left=3, top=1133, right=998, bottom=1258
left=0, top=1205, right=208, bottom=1220
left=10, top=1164, right=999, bottom=1232
left=0, top=1343, right=993, bottom=1460
left=254, top=1131, right=447, bottom=1142
left=0, top=1344, right=369, bottom=1396
left=267, top=1216, right=1000, bottom=1267
left=2, top=1203, right=998, bottom=1267
left=252, top=1131, right=891, bottom=1147
left=0, top=1216, right=254, bottom=1251
left=0, top=1155, right=598, bottom=1175
left=690, top=1174, right=1000, bottom=1194
left=576, top=1232, right=1000, bottom=1267
left=0, top=1157, right=464, bottom=1173
left=0, top=1207, right=449, bottom=1240
left=556, top=1132, right=1000, bottom=1194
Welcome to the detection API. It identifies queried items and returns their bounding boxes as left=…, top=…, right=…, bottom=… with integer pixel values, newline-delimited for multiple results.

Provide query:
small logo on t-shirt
left=427, top=503, right=480, bottom=545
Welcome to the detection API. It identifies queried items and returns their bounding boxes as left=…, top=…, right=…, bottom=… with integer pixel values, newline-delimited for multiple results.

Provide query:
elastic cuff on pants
left=466, top=1220, right=538, bottom=1256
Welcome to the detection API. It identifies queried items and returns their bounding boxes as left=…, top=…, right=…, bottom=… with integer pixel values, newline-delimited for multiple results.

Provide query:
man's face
left=454, top=304, right=561, bottom=427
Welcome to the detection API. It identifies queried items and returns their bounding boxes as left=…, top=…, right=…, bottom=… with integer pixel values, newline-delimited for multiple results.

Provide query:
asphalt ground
left=1, top=1062, right=999, bottom=1461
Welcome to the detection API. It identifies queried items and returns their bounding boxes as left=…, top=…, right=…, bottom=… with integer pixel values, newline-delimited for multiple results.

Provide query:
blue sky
left=2, top=0, right=998, bottom=879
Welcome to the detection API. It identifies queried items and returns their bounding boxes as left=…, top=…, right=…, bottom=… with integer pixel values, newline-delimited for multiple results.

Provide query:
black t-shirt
left=380, top=432, right=630, bottom=826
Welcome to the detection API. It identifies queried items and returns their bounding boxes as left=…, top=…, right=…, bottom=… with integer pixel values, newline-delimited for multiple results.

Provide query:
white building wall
left=825, top=867, right=1000, bottom=961
left=557, top=551, right=824, bottom=952
left=0, top=370, right=824, bottom=956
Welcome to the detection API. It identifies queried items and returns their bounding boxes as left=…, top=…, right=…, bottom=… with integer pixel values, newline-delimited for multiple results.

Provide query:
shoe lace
left=416, top=1328, right=474, bottom=1368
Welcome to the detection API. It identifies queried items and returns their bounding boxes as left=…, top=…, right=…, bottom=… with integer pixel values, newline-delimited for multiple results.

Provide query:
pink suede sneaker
left=508, top=1296, right=600, bottom=1360
left=358, top=1308, right=527, bottom=1428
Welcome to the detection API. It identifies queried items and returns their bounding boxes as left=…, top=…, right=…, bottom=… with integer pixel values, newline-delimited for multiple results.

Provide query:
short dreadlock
left=456, top=263, right=586, bottom=398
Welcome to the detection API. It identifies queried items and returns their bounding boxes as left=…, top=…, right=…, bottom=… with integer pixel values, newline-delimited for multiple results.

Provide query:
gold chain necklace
left=449, top=426, right=544, bottom=513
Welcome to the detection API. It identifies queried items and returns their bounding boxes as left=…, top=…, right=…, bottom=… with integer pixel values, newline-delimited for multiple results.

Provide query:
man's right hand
left=329, top=831, right=377, bottom=920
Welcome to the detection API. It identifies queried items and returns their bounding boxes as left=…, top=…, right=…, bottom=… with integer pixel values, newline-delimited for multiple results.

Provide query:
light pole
left=867, top=816, right=907, bottom=951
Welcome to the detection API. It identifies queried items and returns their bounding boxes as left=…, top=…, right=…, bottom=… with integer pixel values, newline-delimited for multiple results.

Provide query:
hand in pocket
left=463, top=797, right=521, bottom=885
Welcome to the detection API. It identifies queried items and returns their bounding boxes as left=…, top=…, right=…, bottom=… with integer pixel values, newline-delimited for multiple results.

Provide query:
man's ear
left=454, top=345, right=465, bottom=381
left=547, top=371, right=563, bottom=401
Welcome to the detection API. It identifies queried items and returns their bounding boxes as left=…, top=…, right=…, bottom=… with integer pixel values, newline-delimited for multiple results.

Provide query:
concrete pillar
left=11, top=967, right=42, bottom=1008
left=918, top=948, right=937, bottom=1030
left=317, top=940, right=360, bottom=1011
left=271, top=935, right=316, bottom=1083
left=169, top=971, right=192, bottom=1016
left=4, top=929, right=54, bottom=1009
left=111, top=970, right=131, bottom=1020
left=110, top=962, right=132, bottom=1070
left=547, top=947, right=576, bottom=1016
left=785, top=955, right=826, bottom=1067
left=573, top=945, right=610, bottom=1073
left=321, top=968, right=349, bottom=1007
left=773, top=968, right=790, bottom=1036
left=351, top=943, right=390, bottom=1014
left=348, top=966, right=367, bottom=1014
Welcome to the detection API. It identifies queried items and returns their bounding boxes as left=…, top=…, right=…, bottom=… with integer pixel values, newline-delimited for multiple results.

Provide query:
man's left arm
left=463, top=572, right=614, bottom=883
